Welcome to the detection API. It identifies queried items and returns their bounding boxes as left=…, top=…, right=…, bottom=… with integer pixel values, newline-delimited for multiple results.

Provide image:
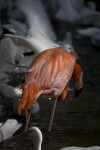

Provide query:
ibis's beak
left=75, top=88, right=83, bottom=98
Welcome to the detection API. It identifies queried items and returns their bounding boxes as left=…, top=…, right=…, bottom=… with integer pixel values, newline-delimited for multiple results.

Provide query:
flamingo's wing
left=25, top=48, right=76, bottom=95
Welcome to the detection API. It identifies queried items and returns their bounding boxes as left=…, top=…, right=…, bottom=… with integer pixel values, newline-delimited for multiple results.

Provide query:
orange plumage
left=18, top=48, right=83, bottom=129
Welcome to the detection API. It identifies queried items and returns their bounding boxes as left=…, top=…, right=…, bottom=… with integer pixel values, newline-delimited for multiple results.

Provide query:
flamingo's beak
left=75, top=88, right=83, bottom=98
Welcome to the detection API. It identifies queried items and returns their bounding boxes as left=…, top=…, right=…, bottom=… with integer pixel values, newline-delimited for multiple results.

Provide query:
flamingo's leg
left=25, top=107, right=32, bottom=132
left=48, top=97, right=58, bottom=132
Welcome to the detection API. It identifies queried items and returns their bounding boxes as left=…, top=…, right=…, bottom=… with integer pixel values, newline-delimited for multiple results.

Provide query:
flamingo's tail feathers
left=18, top=82, right=36, bottom=116
left=18, top=85, right=28, bottom=115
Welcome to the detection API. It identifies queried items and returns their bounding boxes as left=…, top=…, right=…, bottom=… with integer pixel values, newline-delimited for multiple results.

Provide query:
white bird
left=76, top=27, right=100, bottom=38
left=1, top=33, right=59, bottom=59
left=91, top=34, right=100, bottom=47
left=1, top=32, right=81, bottom=69
left=0, top=38, right=18, bottom=72
left=0, top=0, right=81, bottom=70
left=1, top=24, right=22, bottom=35
left=55, top=0, right=80, bottom=23
left=9, top=19, right=27, bottom=35
left=0, top=36, right=30, bottom=72
left=0, top=0, right=58, bottom=73
left=15, top=46, right=35, bottom=67
left=8, top=8, right=25, bottom=20
left=60, top=32, right=74, bottom=51
left=1, top=28, right=78, bottom=67
left=5, top=127, right=42, bottom=150
left=0, top=83, right=22, bottom=98
left=0, top=35, right=58, bottom=70
left=7, top=126, right=100, bottom=150
left=0, top=72, right=9, bottom=83
left=1, top=33, right=81, bottom=70
left=53, top=0, right=100, bottom=27
left=11, top=0, right=58, bottom=54
left=79, top=1, right=100, bottom=26
left=16, top=0, right=57, bottom=41
left=80, top=1, right=96, bottom=17
left=71, top=0, right=84, bottom=13
left=60, top=146, right=100, bottom=150
left=0, top=119, right=22, bottom=142
left=1, top=1, right=59, bottom=64
left=28, top=127, right=43, bottom=150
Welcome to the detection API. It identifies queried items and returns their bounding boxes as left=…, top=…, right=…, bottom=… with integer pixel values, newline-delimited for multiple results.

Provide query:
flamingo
left=18, top=48, right=83, bottom=132
left=4, top=126, right=100, bottom=150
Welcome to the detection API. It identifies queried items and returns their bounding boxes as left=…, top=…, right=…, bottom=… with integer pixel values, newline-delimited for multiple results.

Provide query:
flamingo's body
left=18, top=48, right=83, bottom=131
